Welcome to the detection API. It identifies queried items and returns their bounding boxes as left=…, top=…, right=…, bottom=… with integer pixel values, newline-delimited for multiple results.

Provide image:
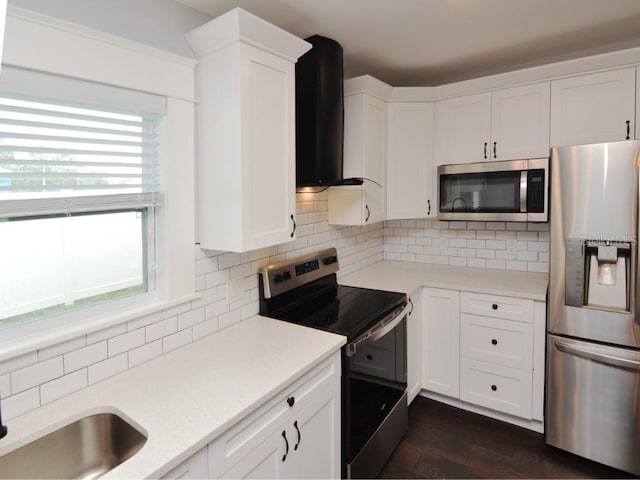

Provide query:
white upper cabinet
left=0, top=0, right=6, bottom=73
left=186, top=9, right=311, bottom=252
left=435, top=82, right=550, bottom=165
left=328, top=76, right=391, bottom=226
left=435, top=92, right=491, bottom=165
left=550, top=68, right=636, bottom=147
left=386, top=101, right=435, bottom=220
left=491, top=83, right=550, bottom=160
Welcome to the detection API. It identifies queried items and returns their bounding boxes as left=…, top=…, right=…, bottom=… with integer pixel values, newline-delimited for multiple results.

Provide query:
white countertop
left=341, top=261, right=548, bottom=301
left=0, top=316, right=345, bottom=478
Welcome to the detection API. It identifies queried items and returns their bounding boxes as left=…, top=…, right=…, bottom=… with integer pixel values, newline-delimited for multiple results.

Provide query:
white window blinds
left=0, top=67, right=165, bottom=218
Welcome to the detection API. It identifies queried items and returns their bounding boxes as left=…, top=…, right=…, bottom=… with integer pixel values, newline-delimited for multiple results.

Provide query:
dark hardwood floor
left=379, top=397, right=636, bottom=479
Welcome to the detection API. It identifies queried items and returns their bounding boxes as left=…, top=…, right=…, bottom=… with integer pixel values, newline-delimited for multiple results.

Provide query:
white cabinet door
left=210, top=352, right=340, bottom=480
left=491, top=82, right=550, bottom=160
left=329, top=90, right=387, bottom=225
left=435, top=92, right=491, bottom=166
left=287, top=383, right=340, bottom=479
left=421, top=287, right=460, bottom=398
left=187, top=11, right=306, bottom=252
left=221, top=431, right=288, bottom=480
left=162, top=447, right=209, bottom=479
left=386, top=102, right=435, bottom=220
left=407, top=290, right=423, bottom=404
left=550, top=68, right=636, bottom=147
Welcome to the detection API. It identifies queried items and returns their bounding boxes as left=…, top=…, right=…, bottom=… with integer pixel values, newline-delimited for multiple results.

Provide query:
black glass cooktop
left=260, top=274, right=406, bottom=341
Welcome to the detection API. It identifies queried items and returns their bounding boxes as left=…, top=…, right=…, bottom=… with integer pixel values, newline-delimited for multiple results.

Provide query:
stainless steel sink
left=0, top=412, right=147, bottom=479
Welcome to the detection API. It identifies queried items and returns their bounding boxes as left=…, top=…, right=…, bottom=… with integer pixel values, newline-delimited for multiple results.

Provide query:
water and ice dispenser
left=565, top=239, right=632, bottom=311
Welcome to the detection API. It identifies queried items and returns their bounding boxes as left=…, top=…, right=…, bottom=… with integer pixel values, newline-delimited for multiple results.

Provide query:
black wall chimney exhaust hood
left=295, top=35, right=363, bottom=191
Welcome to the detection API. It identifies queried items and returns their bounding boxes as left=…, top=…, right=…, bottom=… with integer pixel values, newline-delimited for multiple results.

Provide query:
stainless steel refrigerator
left=547, top=140, right=640, bottom=476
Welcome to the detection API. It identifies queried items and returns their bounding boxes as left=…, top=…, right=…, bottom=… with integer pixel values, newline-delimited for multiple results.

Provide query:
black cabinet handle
left=286, top=396, right=295, bottom=407
left=491, top=339, right=498, bottom=345
left=366, top=354, right=373, bottom=360
left=491, top=385, right=497, bottom=392
left=493, top=141, right=497, bottom=159
left=427, top=200, right=431, bottom=216
left=626, top=120, right=631, bottom=140
left=282, top=430, right=289, bottom=461
left=294, top=421, right=301, bottom=450
left=290, top=214, right=296, bottom=238
left=365, top=205, right=370, bottom=222
left=492, top=303, right=498, bottom=310
left=408, top=298, right=414, bottom=315
left=484, top=142, right=488, bottom=159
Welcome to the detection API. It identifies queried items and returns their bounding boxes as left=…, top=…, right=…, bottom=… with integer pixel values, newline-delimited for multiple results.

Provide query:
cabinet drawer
left=460, top=314, right=533, bottom=369
left=208, top=355, right=338, bottom=477
left=461, top=292, right=533, bottom=323
left=460, top=357, right=532, bottom=419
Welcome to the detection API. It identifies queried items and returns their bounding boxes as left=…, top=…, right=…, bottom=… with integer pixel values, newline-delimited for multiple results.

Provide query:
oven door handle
left=346, top=302, right=409, bottom=357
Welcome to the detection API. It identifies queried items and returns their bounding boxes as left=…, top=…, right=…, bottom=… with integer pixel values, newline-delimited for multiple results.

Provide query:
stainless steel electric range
left=259, top=248, right=408, bottom=479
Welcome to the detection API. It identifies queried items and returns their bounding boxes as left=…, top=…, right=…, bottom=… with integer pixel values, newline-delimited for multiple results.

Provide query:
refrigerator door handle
left=554, top=340, right=640, bottom=370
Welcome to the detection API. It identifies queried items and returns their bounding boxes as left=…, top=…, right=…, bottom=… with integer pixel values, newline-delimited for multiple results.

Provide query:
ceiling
left=176, top=0, right=640, bottom=86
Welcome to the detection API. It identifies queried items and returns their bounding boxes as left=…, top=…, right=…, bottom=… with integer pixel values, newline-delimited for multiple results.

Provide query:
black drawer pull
left=282, top=430, right=289, bottom=461
left=366, top=354, right=373, bottom=361
left=492, top=303, right=498, bottom=310
left=491, top=384, right=497, bottom=392
left=294, top=420, right=301, bottom=450
left=491, top=339, right=498, bottom=346
left=626, top=120, right=631, bottom=140
left=484, top=142, right=488, bottom=159
left=286, top=396, right=295, bottom=407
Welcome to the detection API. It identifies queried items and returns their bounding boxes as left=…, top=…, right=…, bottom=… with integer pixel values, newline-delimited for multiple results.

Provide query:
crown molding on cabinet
left=344, top=74, right=394, bottom=100
left=185, top=7, right=311, bottom=63
left=434, top=45, right=640, bottom=100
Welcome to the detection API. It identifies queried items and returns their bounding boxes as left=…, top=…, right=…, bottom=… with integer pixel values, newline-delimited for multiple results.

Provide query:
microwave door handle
left=345, top=303, right=409, bottom=357
left=520, top=170, right=528, bottom=213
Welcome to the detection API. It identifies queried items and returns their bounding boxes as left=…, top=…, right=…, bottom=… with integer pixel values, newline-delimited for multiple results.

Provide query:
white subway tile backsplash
left=177, top=308, right=206, bottom=331
left=3, top=387, right=40, bottom=421
left=64, top=342, right=108, bottom=373
left=0, top=352, right=38, bottom=376
left=12, top=357, right=63, bottom=394
left=88, top=353, right=128, bottom=385
left=0, top=373, right=10, bottom=397
left=109, top=329, right=145, bottom=357
left=383, top=220, right=549, bottom=273
left=129, top=340, right=163, bottom=368
left=146, top=317, right=178, bottom=343
left=41, top=369, right=87, bottom=405
left=127, top=311, right=162, bottom=331
left=193, top=319, right=219, bottom=341
left=163, top=329, right=193, bottom=354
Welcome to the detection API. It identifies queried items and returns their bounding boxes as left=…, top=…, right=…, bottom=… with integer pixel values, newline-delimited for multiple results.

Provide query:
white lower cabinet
left=209, top=352, right=341, bottom=479
left=421, top=288, right=545, bottom=430
left=421, top=288, right=460, bottom=398
left=407, top=289, right=423, bottom=404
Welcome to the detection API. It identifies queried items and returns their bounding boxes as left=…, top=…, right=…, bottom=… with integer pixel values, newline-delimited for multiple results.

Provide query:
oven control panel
left=259, top=248, right=340, bottom=298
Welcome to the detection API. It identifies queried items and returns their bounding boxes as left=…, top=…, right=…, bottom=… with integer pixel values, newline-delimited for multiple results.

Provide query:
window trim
left=0, top=6, right=197, bottom=360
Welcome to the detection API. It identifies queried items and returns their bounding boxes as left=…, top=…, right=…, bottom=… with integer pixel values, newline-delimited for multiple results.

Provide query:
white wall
left=7, top=0, right=211, bottom=57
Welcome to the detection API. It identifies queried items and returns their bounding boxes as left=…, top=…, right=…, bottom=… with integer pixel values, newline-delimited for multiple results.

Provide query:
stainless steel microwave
left=437, top=158, right=549, bottom=222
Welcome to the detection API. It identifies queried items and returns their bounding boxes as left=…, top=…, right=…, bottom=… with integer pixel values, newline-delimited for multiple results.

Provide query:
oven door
left=343, top=304, right=408, bottom=479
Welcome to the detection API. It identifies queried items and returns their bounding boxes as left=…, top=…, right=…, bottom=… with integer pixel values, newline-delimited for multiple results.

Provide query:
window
left=0, top=67, right=165, bottom=332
